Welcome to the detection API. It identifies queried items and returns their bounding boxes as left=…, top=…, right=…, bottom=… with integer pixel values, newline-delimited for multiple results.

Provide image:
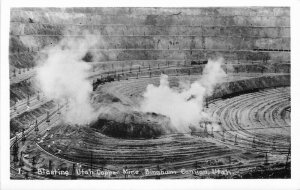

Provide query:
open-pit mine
left=9, top=7, right=290, bottom=179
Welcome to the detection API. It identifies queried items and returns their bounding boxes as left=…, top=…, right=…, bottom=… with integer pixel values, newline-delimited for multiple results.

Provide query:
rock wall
left=9, top=7, right=290, bottom=69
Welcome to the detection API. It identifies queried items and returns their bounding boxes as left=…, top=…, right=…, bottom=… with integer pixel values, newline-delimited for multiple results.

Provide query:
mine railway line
left=209, top=88, right=290, bottom=142
left=37, top=124, right=290, bottom=170
left=9, top=64, right=290, bottom=179
left=34, top=146, right=286, bottom=179
left=10, top=69, right=36, bottom=85
left=10, top=103, right=66, bottom=179
left=10, top=103, right=64, bottom=148
left=90, top=62, right=279, bottom=83
left=90, top=61, right=289, bottom=81
left=10, top=96, right=50, bottom=119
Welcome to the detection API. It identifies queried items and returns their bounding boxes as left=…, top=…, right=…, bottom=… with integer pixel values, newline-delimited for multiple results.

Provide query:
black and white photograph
left=1, top=1, right=300, bottom=190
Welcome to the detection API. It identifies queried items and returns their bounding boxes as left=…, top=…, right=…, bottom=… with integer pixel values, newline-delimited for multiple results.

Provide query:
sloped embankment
left=10, top=100, right=55, bottom=138
left=213, top=74, right=290, bottom=99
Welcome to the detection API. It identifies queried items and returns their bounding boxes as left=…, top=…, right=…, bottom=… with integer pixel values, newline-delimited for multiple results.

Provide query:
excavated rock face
left=90, top=111, right=174, bottom=139
left=10, top=7, right=290, bottom=69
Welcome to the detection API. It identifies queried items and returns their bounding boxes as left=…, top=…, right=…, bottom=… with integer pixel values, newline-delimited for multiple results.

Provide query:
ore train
left=191, top=60, right=208, bottom=65
left=92, top=75, right=115, bottom=91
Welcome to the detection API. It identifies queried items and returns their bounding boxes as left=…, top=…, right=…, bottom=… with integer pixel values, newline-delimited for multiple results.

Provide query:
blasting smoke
left=140, top=58, right=226, bottom=132
left=35, top=33, right=100, bottom=124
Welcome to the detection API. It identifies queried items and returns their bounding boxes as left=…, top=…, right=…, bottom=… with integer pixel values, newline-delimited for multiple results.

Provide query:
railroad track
left=209, top=87, right=290, bottom=147
left=10, top=103, right=66, bottom=179
left=9, top=68, right=290, bottom=179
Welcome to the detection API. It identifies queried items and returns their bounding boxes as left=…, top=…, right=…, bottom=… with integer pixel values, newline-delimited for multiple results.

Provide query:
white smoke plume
left=35, top=32, right=100, bottom=124
left=140, top=58, right=226, bottom=132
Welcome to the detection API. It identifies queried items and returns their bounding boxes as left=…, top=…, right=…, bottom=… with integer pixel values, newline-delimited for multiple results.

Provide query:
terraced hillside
left=10, top=7, right=290, bottom=69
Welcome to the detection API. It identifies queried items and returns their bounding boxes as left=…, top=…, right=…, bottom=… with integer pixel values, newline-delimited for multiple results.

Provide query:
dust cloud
left=35, top=31, right=101, bottom=124
left=140, top=58, right=226, bottom=132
